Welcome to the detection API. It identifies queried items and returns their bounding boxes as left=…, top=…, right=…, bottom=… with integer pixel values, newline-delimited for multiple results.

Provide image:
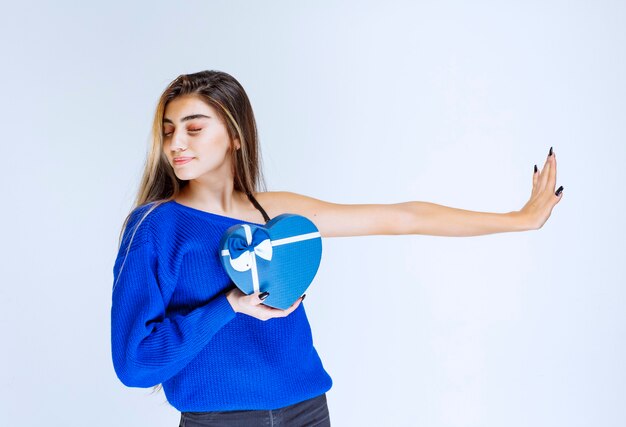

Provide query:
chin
left=180, top=175, right=200, bottom=182
left=174, top=170, right=197, bottom=180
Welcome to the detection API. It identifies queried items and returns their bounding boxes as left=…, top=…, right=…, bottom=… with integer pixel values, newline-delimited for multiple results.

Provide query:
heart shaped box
left=219, top=214, right=322, bottom=310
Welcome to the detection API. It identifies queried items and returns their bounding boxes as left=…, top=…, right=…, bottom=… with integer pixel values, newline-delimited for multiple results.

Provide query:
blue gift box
left=219, top=214, right=323, bottom=310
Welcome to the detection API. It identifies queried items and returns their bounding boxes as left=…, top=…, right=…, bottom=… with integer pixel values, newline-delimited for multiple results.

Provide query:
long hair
left=114, top=70, right=268, bottom=395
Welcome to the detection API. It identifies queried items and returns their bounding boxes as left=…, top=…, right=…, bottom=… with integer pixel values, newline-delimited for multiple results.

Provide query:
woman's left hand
left=518, top=147, right=564, bottom=230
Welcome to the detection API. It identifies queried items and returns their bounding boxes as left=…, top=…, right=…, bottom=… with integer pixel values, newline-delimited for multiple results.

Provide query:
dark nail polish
left=555, top=186, right=563, bottom=196
left=534, top=164, right=538, bottom=174
left=301, top=294, right=306, bottom=301
left=259, top=292, right=270, bottom=300
left=548, top=146, right=553, bottom=156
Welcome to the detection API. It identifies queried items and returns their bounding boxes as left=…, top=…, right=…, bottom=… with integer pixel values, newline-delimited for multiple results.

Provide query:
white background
left=2, top=1, right=624, bottom=426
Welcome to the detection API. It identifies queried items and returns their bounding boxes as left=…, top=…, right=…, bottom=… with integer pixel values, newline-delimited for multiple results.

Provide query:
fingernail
left=259, top=292, right=270, bottom=300
left=534, top=164, right=538, bottom=174
left=548, top=146, right=553, bottom=156
left=555, top=186, right=563, bottom=196
left=301, top=294, right=306, bottom=301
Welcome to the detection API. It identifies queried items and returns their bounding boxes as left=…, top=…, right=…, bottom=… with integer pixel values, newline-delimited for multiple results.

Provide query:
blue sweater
left=110, top=200, right=333, bottom=411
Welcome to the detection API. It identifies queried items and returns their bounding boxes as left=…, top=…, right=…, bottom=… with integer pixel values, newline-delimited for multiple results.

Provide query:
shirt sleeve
left=110, top=220, right=237, bottom=388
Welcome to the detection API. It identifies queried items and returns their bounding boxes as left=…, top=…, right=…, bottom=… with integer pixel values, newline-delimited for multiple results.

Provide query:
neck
left=178, top=175, right=243, bottom=216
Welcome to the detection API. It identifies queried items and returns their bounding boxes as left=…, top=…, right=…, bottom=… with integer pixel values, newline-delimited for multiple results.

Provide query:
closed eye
left=163, top=128, right=202, bottom=137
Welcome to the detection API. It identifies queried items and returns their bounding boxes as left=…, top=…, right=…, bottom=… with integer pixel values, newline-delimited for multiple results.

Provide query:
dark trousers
left=178, top=393, right=331, bottom=427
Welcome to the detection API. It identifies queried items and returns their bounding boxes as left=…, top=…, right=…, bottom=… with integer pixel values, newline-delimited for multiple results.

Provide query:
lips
left=174, top=157, right=194, bottom=165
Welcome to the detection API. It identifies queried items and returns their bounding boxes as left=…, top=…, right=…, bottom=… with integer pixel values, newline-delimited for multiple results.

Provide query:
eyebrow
left=163, top=114, right=211, bottom=124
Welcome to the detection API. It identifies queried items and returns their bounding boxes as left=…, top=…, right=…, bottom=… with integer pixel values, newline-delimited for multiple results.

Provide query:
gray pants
left=178, top=393, right=331, bottom=427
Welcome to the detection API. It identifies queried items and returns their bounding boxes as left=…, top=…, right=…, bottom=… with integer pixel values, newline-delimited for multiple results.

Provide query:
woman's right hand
left=225, top=287, right=304, bottom=321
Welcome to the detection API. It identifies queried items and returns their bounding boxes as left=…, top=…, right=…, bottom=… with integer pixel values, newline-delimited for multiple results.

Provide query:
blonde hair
left=114, top=70, right=267, bottom=395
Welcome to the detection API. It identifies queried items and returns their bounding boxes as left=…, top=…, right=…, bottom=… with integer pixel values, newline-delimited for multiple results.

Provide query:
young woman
left=111, top=70, right=563, bottom=427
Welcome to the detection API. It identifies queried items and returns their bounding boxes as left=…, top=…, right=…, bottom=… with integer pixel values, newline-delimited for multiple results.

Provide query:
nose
left=170, top=131, right=187, bottom=152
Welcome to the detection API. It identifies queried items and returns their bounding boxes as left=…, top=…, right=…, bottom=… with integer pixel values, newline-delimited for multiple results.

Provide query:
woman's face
left=162, top=94, right=239, bottom=181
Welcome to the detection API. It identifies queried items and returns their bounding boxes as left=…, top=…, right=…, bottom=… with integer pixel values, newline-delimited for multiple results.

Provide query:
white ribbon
left=227, top=224, right=272, bottom=293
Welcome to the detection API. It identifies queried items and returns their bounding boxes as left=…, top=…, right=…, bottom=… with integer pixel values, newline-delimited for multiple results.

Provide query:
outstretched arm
left=267, top=148, right=562, bottom=238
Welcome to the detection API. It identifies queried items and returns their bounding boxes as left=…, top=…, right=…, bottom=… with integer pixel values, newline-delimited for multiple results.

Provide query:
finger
left=247, top=291, right=270, bottom=306
left=532, top=164, right=539, bottom=197
left=555, top=185, right=564, bottom=200
left=291, top=296, right=304, bottom=310
left=548, top=151, right=557, bottom=190
left=273, top=297, right=304, bottom=318
left=281, top=297, right=303, bottom=316
left=539, top=153, right=552, bottom=193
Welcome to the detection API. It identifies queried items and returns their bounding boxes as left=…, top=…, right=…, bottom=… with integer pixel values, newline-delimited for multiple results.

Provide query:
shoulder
left=126, top=200, right=172, bottom=230
left=251, top=191, right=322, bottom=205
left=250, top=191, right=335, bottom=218
left=121, top=200, right=177, bottom=249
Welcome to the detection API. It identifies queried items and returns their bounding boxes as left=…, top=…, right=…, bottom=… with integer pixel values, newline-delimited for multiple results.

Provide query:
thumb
left=247, top=290, right=270, bottom=306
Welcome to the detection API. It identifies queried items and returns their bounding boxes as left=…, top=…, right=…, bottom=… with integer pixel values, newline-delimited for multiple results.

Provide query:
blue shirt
left=110, top=200, right=332, bottom=411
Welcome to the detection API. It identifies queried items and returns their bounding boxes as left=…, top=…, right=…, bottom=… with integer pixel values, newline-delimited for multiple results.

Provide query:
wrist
left=509, top=210, right=536, bottom=232
left=225, top=289, right=240, bottom=313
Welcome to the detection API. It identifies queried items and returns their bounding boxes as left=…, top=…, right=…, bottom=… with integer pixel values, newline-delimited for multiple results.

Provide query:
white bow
left=229, top=238, right=273, bottom=271
left=228, top=224, right=273, bottom=293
